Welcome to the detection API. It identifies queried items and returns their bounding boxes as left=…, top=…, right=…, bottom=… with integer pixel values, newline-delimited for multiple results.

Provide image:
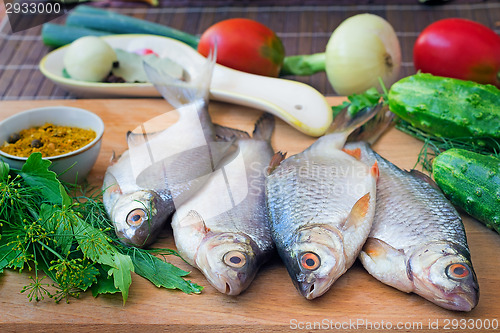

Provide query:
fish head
left=409, top=241, right=479, bottom=311
left=284, top=224, right=345, bottom=300
left=109, top=189, right=171, bottom=248
left=194, top=232, right=261, bottom=296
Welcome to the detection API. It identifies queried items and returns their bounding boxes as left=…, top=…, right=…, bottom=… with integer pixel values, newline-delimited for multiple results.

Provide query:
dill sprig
left=0, top=153, right=202, bottom=304
left=395, top=119, right=500, bottom=172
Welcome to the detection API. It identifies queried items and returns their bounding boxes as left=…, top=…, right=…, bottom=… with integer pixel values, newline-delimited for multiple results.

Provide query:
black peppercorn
left=31, top=139, right=43, bottom=148
left=7, top=133, right=21, bottom=144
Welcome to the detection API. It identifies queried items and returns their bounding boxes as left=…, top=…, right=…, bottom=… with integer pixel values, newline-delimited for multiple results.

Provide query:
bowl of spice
left=0, top=106, right=104, bottom=183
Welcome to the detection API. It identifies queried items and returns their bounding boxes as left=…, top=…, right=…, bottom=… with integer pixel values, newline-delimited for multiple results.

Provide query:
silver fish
left=171, top=113, right=275, bottom=295
left=347, top=141, right=479, bottom=311
left=265, top=105, right=382, bottom=299
left=103, top=49, right=232, bottom=247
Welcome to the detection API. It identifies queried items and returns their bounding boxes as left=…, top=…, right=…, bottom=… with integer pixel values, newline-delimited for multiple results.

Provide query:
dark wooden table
left=0, top=0, right=499, bottom=100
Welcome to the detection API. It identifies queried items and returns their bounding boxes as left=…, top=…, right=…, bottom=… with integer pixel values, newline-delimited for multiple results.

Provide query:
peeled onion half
left=325, top=14, right=402, bottom=96
left=63, top=36, right=117, bottom=82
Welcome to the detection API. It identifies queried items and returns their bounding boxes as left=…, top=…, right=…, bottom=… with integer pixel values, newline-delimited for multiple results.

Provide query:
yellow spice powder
left=1, top=123, right=96, bottom=158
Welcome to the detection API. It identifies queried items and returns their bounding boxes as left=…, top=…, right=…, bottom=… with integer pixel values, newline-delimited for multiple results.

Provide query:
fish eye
left=223, top=251, right=247, bottom=268
left=446, top=263, right=470, bottom=280
left=126, top=209, right=148, bottom=226
left=300, top=252, right=321, bottom=271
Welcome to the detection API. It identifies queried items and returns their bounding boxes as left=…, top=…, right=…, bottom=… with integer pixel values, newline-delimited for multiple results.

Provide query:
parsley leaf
left=129, top=249, right=203, bottom=294
left=18, top=153, right=71, bottom=206
left=332, top=87, right=384, bottom=118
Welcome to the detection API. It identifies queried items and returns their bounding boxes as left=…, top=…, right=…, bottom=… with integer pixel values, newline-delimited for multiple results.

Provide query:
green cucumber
left=66, top=8, right=200, bottom=49
left=433, top=148, right=500, bottom=234
left=388, top=73, right=500, bottom=140
left=41, top=23, right=112, bottom=48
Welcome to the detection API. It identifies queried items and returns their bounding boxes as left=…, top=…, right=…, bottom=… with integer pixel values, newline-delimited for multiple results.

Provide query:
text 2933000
left=5, top=2, right=61, bottom=14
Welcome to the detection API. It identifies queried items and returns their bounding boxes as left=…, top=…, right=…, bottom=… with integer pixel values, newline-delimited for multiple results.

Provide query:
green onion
left=66, top=6, right=200, bottom=49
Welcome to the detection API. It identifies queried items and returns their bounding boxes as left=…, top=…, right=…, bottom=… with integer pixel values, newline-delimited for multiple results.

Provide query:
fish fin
left=362, top=238, right=402, bottom=259
left=126, top=129, right=154, bottom=148
left=252, top=112, right=275, bottom=142
left=346, top=105, right=394, bottom=145
left=408, top=169, right=441, bottom=192
left=370, top=161, right=379, bottom=181
left=359, top=238, right=413, bottom=293
left=178, top=210, right=210, bottom=234
left=267, top=151, right=287, bottom=175
left=325, top=103, right=384, bottom=136
left=127, top=126, right=168, bottom=143
left=214, top=124, right=250, bottom=141
left=102, top=172, right=122, bottom=205
left=109, top=150, right=119, bottom=165
left=341, top=148, right=361, bottom=160
left=344, top=193, right=371, bottom=229
left=105, top=183, right=122, bottom=196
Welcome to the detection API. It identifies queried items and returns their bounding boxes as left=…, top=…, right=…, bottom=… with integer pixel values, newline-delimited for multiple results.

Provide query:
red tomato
left=197, top=18, right=285, bottom=77
left=414, top=18, right=500, bottom=87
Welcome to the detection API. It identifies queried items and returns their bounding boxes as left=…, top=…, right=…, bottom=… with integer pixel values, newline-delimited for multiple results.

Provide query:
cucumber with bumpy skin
left=433, top=148, right=500, bottom=234
left=388, top=73, right=500, bottom=140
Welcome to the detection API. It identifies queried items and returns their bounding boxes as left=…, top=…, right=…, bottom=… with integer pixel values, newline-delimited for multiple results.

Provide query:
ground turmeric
left=1, top=123, right=96, bottom=158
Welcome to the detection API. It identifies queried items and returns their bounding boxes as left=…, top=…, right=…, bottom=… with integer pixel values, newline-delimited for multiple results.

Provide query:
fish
left=103, top=49, right=233, bottom=247
left=171, top=113, right=276, bottom=295
left=345, top=141, right=479, bottom=311
left=265, top=105, right=383, bottom=300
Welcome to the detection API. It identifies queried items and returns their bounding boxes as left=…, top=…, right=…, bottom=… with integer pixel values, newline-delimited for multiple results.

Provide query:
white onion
left=63, top=36, right=117, bottom=82
left=325, top=14, right=402, bottom=96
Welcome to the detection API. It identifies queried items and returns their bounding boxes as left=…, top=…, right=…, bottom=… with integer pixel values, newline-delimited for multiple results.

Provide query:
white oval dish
left=0, top=106, right=104, bottom=183
left=40, top=34, right=332, bottom=137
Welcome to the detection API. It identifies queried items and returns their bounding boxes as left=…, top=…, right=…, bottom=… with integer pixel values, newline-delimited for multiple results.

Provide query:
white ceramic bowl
left=0, top=106, right=104, bottom=183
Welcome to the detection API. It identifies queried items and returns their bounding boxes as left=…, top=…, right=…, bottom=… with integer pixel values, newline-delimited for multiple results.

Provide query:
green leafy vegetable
left=332, top=87, right=384, bottom=117
left=0, top=153, right=203, bottom=304
left=128, top=248, right=202, bottom=294
left=19, top=155, right=70, bottom=206
left=0, top=161, right=9, bottom=181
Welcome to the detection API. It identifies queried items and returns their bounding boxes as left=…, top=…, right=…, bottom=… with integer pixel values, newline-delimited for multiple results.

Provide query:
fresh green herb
left=0, top=153, right=202, bottom=304
left=332, top=79, right=388, bottom=117
left=332, top=87, right=383, bottom=117
left=396, top=119, right=500, bottom=172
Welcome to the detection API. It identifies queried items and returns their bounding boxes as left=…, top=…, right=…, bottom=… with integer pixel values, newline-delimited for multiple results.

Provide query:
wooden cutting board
left=0, top=98, right=499, bottom=333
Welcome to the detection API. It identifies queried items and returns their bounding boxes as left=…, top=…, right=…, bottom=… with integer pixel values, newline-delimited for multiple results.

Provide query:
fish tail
left=252, top=113, right=275, bottom=142
left=347, top=105, right=394, bottom=145
left=143, top=46, right=217, bottom=108
left=325, top=103, right=385, bottom=137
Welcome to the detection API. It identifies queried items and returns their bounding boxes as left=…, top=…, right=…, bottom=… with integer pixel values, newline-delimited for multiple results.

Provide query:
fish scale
left=373, top=164, right=468, bottom=250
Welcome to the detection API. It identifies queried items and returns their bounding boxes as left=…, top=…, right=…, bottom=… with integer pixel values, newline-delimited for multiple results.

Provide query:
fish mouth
left=297, top=277, right=331, bottom=300
left=204, top=272, right=246, bottom=296
left=414, top=275, right=480, bottom=312
left=436, top=288, right=479, bottom=312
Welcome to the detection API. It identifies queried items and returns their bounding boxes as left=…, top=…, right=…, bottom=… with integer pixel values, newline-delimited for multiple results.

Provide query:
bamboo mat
left=0, top=1, right=499, bottom=100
